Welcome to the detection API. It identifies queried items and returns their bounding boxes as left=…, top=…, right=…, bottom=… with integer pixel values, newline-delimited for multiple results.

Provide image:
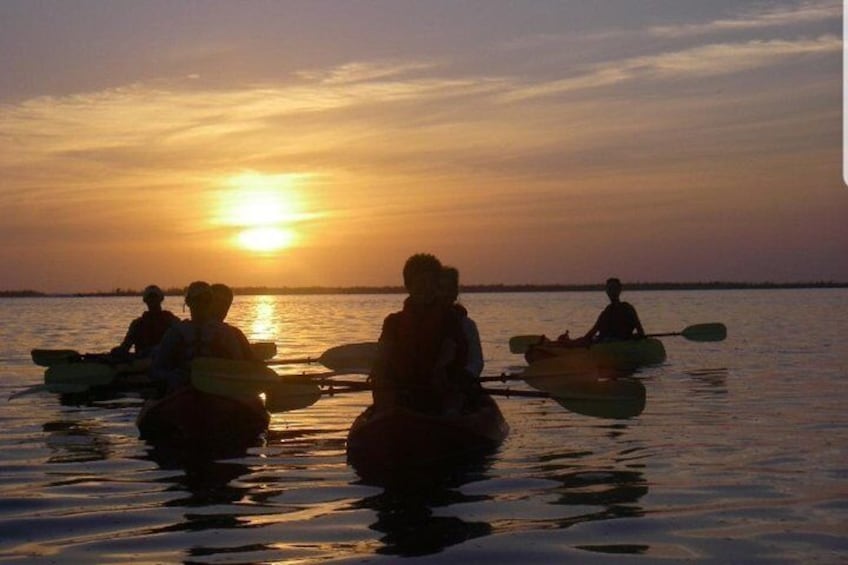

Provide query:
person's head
left=210, top=283, right=234, bottom=322
left=402, top=253, right=442, bottom=304
left=440, top=266, right=460, bottom=304
left=605, top=277, right=623, bottom=301
left=184, top=281, right=213, bottom=321
left=142, top=285, right=165, bottom=309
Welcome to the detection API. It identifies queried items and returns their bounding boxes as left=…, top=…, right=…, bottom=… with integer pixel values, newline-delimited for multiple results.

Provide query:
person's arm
left=112, top=318, right=140, bottom=355
left=582, top=311, right=604, bottom=342
left=369, top=315, right=396, bottom=407
left=628, top=303, right=646, bottom=338
left=230, top=324, right=255, bottom=360
left=150, top=325, right=186, bottom=387
left=464, top=317, right=484, bottom=378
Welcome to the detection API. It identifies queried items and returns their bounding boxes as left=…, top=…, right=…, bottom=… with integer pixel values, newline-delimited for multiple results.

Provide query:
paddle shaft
left=315, top=378, right=550, bottom=399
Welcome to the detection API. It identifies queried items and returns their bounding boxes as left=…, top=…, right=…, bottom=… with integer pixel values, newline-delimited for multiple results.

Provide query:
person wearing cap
left=150, top=281, right=251, bottom=389
left=111, top=285, right=180, bottom=359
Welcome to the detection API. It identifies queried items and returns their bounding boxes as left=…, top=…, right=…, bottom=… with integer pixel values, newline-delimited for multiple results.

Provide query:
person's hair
left=142, top=284, right=164, bottom=302
left=185, top=281, right=212, bottom=307
left=211, top=283, right=234, bottom=308
left=402, top=253, right=442, bottom=290
left=606, top=277, right=621, bottom=287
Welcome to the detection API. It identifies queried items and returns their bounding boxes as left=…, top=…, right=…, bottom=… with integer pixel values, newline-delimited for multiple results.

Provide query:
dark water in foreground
left=1, top=289, right=846, bottom=563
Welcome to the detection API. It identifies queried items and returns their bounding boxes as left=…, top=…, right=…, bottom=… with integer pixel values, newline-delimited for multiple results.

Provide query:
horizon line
left=2, top=280, right=847, bottom=297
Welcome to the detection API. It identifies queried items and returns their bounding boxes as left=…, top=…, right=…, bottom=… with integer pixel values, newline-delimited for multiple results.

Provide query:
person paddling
left=555, top=277, right=646, bottom=347
left=370, top=253, right=469, bottom=413
left=150, top=281, right=249, bottom=391
left=111, top=285, right=179, bottom=359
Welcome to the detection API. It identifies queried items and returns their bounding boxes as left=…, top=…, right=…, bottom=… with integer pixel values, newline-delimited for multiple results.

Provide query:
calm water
left=0, top=289, right=846, bottom=563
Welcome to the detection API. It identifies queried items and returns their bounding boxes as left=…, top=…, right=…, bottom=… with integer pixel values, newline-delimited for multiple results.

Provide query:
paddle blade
left=31, top=349, right=81, bottom=367
left=190, top=358, right=321, bottom=413
left=509, top=335, right=545, bottom=354
left=318, top=342, right=378, bottom=372
left=553, top=379, right=646, bottom=420
left=680, top=323, right=726, bottom=342
left=45, top=362, right=117, bottom=387
left=250, top=341, right=277, bottom=360
left=9, top=384, right=49, bottom=400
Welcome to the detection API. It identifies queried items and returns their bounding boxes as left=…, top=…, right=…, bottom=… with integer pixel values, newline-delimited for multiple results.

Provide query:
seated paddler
left=550, top=277, right=646, bottom=349
left=370, top=253, right=470, bottom=413
left=150, top=281, right=250, bottom=391
left=111, top=284, right=179, bottom=359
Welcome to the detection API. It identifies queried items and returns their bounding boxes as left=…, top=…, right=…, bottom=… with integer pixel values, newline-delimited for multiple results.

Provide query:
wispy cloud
left=296, top=60, right=440, bottom=84
left=649, top=0, right=839, bottom=38
left=503, top=34, right=840, bottom=101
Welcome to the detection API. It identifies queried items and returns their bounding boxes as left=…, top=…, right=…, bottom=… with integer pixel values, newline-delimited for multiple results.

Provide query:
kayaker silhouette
left=150, top=281, right=249, bottom=390
left=369, top=253, right=469, bottom=413
left=138, top=281, right=270, bottom=443
left=111, top=284, right=179, bottom=359
left=558, top=277, right=646, bottom=347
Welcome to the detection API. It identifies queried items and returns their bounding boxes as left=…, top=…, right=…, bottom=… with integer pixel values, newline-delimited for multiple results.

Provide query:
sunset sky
left=1, top=0, right=845, bottom=292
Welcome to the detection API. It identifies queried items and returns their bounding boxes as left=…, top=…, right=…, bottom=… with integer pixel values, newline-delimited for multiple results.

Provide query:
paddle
left=266, top=342, right=379, bottom=372
left=509, top=322, right=727, bottom=354
left=249, top=341, right=277, bottom=360
left=34, top=341, right=278, bottom=368
left=310, top=377, right=552, bottom=399
left=191, top=357, right=322, bottom=413
left=31, top=349, right=81, bottom=367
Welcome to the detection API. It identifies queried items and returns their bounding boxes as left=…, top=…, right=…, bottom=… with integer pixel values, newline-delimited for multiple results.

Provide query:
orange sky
left=0, top=1, right=845, bottom=292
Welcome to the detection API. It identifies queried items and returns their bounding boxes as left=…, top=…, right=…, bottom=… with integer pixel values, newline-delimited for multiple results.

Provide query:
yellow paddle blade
left=45, top=362, right=117, bottom=387
left=317, top=342, right=378, bottom=372
left=249, top=341, right=277, bottom=360
left=508, top=335, right=545, bottom=354
left=31, top=349, right=81, bottom=367
left=190, top=357, right=321, bottom=413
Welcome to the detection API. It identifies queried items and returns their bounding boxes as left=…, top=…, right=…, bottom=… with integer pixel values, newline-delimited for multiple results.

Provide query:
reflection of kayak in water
left=525, top=338, right=666, bottom=371
left=346, top=395, right=509, bottom=477
left=522, top=360, right=648, bottom=419
left=136, top=386, right=270, bottom=445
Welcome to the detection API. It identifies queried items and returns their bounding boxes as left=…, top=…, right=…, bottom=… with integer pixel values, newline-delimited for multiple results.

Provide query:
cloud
left=502, top=34, right=840, bottom=101
left=649, top=0, right=840, bottom=38
left=296, top=60, right=440, bottom=84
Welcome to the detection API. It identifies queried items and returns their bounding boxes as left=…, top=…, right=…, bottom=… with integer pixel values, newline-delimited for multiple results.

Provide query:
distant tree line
left=1, top=281, right=846, bottom=298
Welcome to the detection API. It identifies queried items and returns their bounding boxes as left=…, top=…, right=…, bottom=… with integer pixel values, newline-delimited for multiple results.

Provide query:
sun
left=237, top=226, right=295, bottom=252
left=217, top=173, right=305, bottom=253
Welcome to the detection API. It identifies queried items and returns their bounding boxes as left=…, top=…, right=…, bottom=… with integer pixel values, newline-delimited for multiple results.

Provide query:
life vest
left=596, top=301, right=640, bottom=340
left=133, top=310, right=179, bottom=356
left=179, top=320, right=246, bottom=360
left=379, top=299, right=468, bottom=389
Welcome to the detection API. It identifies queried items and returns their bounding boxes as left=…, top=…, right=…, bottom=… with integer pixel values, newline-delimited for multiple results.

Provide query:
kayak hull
left=136, top=386, right=270, bottom=446
left=525, top=338, right=666, bottom=371
left=346, top=395, right=509, bottom=479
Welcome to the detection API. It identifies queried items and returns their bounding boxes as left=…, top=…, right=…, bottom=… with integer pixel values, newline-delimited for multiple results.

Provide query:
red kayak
left=137, top=386, right=270, bottom=445
left=346, top=394, right=509, bottom=477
